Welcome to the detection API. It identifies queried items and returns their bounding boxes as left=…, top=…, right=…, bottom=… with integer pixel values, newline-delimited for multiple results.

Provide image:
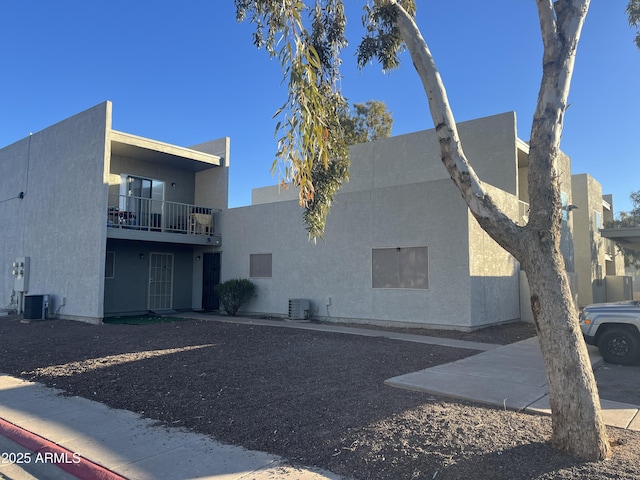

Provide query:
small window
left=105, top=251, right=115, bottom=278
left=250, top=253, right=272, bottom=278
left=372, top=247, right=428, bottom=289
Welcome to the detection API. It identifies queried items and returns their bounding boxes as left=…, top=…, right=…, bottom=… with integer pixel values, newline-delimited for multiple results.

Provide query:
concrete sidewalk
left=386, top=337, right=640, bottom=431
left=0, top=374, right=342, bottom=480
left=176, top=313, right=501, bottom=352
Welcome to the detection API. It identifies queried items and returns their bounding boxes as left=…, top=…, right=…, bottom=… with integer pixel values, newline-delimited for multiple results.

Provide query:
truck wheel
left=597, top=327, right=640, bottom=365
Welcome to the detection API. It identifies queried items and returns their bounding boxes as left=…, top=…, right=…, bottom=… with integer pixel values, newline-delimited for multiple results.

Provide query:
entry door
left=148, top=253, right=174, bottom=310
left=202, top=253, right=220, bottom=310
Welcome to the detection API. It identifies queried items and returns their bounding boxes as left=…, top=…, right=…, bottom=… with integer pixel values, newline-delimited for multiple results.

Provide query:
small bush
left=215, top=278, right=256, bottom=316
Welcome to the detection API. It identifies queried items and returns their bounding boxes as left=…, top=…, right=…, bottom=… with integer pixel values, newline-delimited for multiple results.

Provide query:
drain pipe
left=4, top=289, right=20, bottom=314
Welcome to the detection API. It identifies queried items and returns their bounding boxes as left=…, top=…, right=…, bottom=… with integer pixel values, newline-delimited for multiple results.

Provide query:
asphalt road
left=594, top=362, right=640, bottom=406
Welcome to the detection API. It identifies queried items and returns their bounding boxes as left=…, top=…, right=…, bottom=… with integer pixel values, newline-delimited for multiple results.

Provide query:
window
left=593, top=210, right=602, bottom=232
left=105, top=251, right=115, bottom=278
left=372, top=246, right=428, bottom=289
left=561, top=191, right=569, bottom=221
left=250, top=253, right=272, bottom=278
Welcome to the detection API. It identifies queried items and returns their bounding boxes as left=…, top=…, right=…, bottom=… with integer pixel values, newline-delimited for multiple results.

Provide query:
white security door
left=148, top=253, right=174, bottom=310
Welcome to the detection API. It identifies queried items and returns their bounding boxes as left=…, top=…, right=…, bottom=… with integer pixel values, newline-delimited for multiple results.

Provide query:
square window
left=372, top=247, right=428, bottom=289
left=250, top=253, right=272, bottom=278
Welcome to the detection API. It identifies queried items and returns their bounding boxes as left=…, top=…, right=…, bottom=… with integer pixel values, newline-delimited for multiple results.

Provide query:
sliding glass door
left=119, top=175, right=164, bottom=229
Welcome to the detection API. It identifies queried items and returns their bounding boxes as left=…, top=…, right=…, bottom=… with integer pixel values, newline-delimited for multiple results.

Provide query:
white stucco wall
left=223, top=112, right=527, bottom=329
left=0, top=102, right=111, bottom=322
left=224, top=177, right=476, bottom=328
left=191, top=137, right=230, bottom=211
left=467, top=185, right=521, bottom=327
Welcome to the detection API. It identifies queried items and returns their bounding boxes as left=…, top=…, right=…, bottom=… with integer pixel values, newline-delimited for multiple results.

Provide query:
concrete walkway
left=182, top=314, right=640, bottom=431
left=175, top=313, right=501, bottom=352
left=386, top=337, right=640, bottom=431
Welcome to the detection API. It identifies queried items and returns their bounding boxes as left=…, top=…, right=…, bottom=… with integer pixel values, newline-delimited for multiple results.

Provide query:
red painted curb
left=0, top=416, right=127, bottom=480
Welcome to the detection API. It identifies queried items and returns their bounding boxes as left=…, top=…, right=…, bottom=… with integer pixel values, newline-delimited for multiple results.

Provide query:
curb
left=0, top=416, right=126, bottom=480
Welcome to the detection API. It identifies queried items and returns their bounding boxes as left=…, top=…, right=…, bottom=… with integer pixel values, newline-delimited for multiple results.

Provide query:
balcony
left=107, top=194, right=221, bottom=246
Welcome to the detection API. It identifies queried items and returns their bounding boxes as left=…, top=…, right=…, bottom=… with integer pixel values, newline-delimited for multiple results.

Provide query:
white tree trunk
left=391, top=0, right=610, bottom=460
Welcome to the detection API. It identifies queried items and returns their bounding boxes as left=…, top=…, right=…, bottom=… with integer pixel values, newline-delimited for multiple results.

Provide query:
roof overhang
left=110, top=130, right=220, bottom=172
left=516, top=138, right=530, bottom=169
left=600, top=227, right=640, bottom=251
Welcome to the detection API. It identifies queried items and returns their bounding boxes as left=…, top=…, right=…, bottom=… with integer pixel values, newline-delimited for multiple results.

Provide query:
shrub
left=215, top=278, right=256, bottom=317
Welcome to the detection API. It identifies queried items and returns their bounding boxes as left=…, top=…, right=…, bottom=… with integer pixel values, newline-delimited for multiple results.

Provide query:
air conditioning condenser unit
left=288, top=298, right=310, bottom=320
left=24, top=294, right=50, bottom=320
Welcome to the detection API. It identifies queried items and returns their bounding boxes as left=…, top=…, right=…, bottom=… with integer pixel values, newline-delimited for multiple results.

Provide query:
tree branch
left=537, top=0, right=558, bottom=53
left=390, top=1, right=524, bottom=256
left=528, top=0, right=589, bottom=231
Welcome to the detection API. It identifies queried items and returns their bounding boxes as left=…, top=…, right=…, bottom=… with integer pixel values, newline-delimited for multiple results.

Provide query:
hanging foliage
left=236, top=0, right=350, bottom=239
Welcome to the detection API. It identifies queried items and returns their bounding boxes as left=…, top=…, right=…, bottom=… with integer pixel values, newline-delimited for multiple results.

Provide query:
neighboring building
left=0, top=103, right=631, bottom=328
left=225, top=112, right=574, bottom=329
left=571, top=175, right=628, bottom=306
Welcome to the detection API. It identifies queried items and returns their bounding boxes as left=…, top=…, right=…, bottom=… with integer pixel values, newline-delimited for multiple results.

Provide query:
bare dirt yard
left=0, top=315, right=638, bottom=479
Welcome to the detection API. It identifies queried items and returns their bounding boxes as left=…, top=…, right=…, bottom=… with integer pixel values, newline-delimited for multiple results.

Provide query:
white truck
left=580, top=300, right=640, bottom=365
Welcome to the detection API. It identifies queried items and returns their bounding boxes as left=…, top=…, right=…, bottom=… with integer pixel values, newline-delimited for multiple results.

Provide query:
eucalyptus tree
left=628, top=0, right=640, bottom=48
left=339, top=100, right=393, bottom=146
left=306, top=99, right=392, bottom=232
left=235, top=0, right=610, bottom=460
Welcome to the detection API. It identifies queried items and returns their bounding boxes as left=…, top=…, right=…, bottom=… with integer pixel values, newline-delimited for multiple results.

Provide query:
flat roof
left=600, top=227, right=640, bottom=251
left=110, top=130, right=220, bottom=172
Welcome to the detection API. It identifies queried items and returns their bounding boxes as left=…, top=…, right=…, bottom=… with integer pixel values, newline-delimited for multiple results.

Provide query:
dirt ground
left=0, top=315, right=638, bottom=480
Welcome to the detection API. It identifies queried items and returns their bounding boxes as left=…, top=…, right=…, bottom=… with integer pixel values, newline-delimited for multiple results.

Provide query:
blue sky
left=1, top=1, right=638, bottom=213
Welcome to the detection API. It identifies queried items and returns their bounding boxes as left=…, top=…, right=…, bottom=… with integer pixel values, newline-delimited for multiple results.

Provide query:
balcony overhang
left=600, top=227, right=640, bottom=251
left=110, top=130, right=220, bottom=172
left=107, top=228, right=222, bottom=246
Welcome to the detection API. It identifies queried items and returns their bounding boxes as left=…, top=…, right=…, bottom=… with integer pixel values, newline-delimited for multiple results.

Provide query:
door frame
left=148, top=252, right=174, bottom=310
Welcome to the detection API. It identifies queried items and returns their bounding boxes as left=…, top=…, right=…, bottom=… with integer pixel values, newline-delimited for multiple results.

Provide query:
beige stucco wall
left=253, top=111, right=521, bottom=205
left=602, top=194, right=626, bottom=277
left=572, top=173, right=605, bottom=306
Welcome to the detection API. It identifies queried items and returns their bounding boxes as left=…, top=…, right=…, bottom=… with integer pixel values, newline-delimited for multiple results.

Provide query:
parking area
left=594, top=362, right=640, bottom=405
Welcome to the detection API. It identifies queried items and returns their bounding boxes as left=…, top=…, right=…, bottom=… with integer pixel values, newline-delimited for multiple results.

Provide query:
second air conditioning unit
left=288, top=298, right=310, bottom=320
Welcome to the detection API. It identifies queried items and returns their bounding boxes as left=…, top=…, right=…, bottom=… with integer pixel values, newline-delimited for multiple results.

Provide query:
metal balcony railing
left=107, top=194, right=220, bottom=238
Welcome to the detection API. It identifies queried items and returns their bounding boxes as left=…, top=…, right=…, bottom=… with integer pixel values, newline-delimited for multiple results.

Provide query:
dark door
left=202, top=252, right=220, bottom=310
